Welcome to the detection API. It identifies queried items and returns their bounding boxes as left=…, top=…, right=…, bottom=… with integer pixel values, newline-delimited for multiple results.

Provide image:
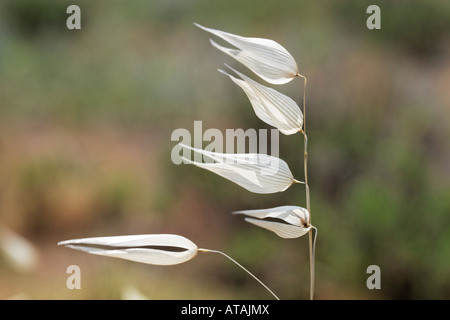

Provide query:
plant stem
left=198, top=248, right=280, bottom=300
left=297, top=73, right=314, bottom=300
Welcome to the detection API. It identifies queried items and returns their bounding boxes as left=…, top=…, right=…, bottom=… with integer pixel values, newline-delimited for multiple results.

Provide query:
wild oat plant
left=59, top=24, right=317, bottom=300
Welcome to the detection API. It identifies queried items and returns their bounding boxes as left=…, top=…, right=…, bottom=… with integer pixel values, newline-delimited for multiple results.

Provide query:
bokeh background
left=0, top=0, right=449, bottom=300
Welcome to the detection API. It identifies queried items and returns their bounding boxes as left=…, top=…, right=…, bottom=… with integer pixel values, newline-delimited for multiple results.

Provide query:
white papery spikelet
left=179, top=143, right=301, bottom=194
left=58, top=234, right=198, bottom=266
left=219, top=65, right=303, bottom=135
left=233, top=206, right=311, bottom=239
left=195, top=23, right=299, bottom=85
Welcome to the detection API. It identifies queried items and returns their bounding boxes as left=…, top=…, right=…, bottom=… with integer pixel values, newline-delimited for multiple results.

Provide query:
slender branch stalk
left=198, top=248, right=280, bottom=300
left=297, top=73, right=314, bottom=300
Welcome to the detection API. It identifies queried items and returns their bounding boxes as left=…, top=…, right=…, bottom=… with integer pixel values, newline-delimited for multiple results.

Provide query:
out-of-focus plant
left=186, top=23, right=317, bottom=299
left=60, top=23, right=317, bottom=300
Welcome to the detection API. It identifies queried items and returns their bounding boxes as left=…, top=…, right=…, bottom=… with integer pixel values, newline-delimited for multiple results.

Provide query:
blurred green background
left=0, top=0, right=449, bottom=300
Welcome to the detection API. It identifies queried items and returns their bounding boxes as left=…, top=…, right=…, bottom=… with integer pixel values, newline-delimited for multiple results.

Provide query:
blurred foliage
left=0, top=0, right=449, bottom=300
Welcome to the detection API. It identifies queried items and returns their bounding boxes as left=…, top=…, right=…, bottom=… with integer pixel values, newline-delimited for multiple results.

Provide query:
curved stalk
left=311, top=226, right=318, bottom=299
left=198, top=248, right=280, bottom=300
